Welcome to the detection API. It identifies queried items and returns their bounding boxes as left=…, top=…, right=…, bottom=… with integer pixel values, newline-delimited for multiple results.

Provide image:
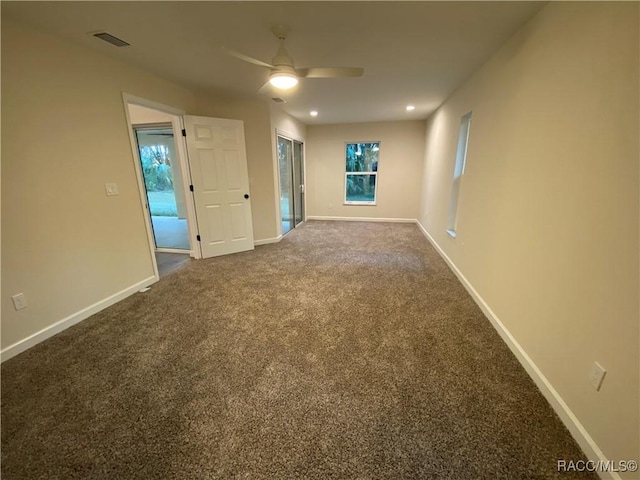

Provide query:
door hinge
left=182, top=129, right=186, bottom=137
left=189, top=185, right=194, bottom=192
left=196, top=235, right=201, bottom=242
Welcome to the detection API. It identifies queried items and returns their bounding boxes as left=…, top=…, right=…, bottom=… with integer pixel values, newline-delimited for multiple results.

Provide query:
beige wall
left=194, top=94, right=278, bottom=242
left=307, top=121, right=425, bottom=220
left=1, top=18, right=197, bottom=351
left=270, top=104, right=307, bottom=142
left=418, top=2, right=639, bottom=470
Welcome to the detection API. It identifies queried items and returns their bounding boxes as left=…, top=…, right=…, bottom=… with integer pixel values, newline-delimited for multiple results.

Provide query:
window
left=447, top=112, right=472, bottom=237
left=345, top=142, right=379, bottom=204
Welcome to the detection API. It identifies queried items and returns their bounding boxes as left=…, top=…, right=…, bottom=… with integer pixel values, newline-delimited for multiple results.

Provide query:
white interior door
left=183, top=115, right=254, bottom=258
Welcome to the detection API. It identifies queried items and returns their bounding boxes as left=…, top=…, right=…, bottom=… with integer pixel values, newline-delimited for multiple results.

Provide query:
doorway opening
left=277, top=134, right=305, bottom=235
left=123, top=95, right=256, bottom=279
left=155, top=252, right=192, bottom=278
left=123, top=96, right=201, bottom=282
left=134, top=124, right=190, bottom=251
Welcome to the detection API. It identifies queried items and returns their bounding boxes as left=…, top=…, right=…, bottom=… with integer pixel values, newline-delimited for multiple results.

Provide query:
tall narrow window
left=447, top=112, right=472, bottom=237
left=345, top=142, right=380, bottom=204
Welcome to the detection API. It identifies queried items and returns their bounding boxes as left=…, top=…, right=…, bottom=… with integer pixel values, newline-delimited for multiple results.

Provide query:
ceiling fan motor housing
left=272, top=45, right=295, bottom=71
left=271, top=64, right=297, bottom=77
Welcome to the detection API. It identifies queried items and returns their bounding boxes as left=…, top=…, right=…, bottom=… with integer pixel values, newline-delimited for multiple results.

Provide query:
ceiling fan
left=221, top=25, right=364, bottom=91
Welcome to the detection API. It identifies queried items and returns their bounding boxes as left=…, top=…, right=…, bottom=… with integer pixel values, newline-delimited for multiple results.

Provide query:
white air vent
left=271, top=97, right=286, bottom=103
left=93, top=32, right=130, bottom=47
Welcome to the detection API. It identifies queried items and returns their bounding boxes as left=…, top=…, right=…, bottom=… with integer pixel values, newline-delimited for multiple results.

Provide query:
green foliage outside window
left=140, top=145, right=174, bottom=192
left=346, top=142, right=379, bottom=202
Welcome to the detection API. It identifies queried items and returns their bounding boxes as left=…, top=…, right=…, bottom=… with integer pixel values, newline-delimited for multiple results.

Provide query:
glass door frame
left=276, top=131, right=305, bottom=236
left=292, top=140, right=305, bottom=227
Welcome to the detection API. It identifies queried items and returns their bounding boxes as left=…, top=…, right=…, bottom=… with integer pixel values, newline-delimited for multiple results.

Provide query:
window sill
left=344, top=202, right=377, bottom=206
left=446, top=229, right=457, bottom=238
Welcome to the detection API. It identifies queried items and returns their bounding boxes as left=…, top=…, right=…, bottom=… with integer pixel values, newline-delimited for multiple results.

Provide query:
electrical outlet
left=105, top=183, right=119, bottom=196
left=11, top=293, right=27, bottom=311
left=589, top=362, right=606, bottom=391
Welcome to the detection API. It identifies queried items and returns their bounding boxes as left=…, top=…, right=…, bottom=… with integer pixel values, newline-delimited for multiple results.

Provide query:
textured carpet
left=1, top=221, right=594, bottom=479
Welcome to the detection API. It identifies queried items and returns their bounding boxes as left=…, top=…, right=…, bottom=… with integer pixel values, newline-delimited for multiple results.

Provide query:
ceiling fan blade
left=220, top=47, right=274, bottom=69
left=296, top=67, right=364, bottom=78
left=257, top=80, right=273, bottom=95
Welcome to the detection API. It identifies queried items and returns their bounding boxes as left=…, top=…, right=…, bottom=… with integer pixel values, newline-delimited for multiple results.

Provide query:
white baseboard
left=306, top=215, right=416, bottom=223
left=1, top=275, right=157, bottom=363
left=414, top=220, right=618, bottom=480
left=254, top=235, right=282, bottom=246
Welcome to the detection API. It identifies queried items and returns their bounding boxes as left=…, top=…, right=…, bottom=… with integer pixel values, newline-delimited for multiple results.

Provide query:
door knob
left=244, top=194, right=249, bottom=199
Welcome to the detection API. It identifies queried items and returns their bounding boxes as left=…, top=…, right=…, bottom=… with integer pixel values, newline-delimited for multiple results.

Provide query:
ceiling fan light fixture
left=269, top=72, right=298, bottom=89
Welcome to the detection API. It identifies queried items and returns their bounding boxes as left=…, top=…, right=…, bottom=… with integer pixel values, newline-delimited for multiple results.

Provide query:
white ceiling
left=3, top=1, right=545, bottom=124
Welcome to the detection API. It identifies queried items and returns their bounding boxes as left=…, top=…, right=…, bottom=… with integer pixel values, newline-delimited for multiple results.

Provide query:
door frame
left=121, top=93, right=202, bottom=282
left=275, top=128, right=306, bottom=236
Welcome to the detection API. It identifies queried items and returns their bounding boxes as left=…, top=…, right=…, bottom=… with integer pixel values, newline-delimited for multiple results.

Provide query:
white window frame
left=447, top=112, right=472, bottom=238
left=344, top=141, right=380, bottom=205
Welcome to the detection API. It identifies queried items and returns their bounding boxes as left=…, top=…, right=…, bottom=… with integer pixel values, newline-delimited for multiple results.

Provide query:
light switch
left=105, top=183, right=119, bottom=196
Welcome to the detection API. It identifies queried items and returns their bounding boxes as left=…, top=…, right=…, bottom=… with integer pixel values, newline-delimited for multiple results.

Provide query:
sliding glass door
left=277, top=135, right=304, bottom=235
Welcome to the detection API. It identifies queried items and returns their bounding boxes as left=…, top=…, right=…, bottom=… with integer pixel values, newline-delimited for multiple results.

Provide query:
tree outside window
left=345, top=142, right=379, bottom=204
left=139, top=145, right=173, bottom=192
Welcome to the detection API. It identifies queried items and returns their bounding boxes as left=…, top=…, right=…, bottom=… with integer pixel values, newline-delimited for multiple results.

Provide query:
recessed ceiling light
left=406, top=105, right=416, bottom=111
left=310, top=110, right=318, bottom=117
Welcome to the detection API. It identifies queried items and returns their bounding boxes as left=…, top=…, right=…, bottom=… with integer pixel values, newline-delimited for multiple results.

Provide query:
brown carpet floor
left=1, top=221, right=594, bottom=479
